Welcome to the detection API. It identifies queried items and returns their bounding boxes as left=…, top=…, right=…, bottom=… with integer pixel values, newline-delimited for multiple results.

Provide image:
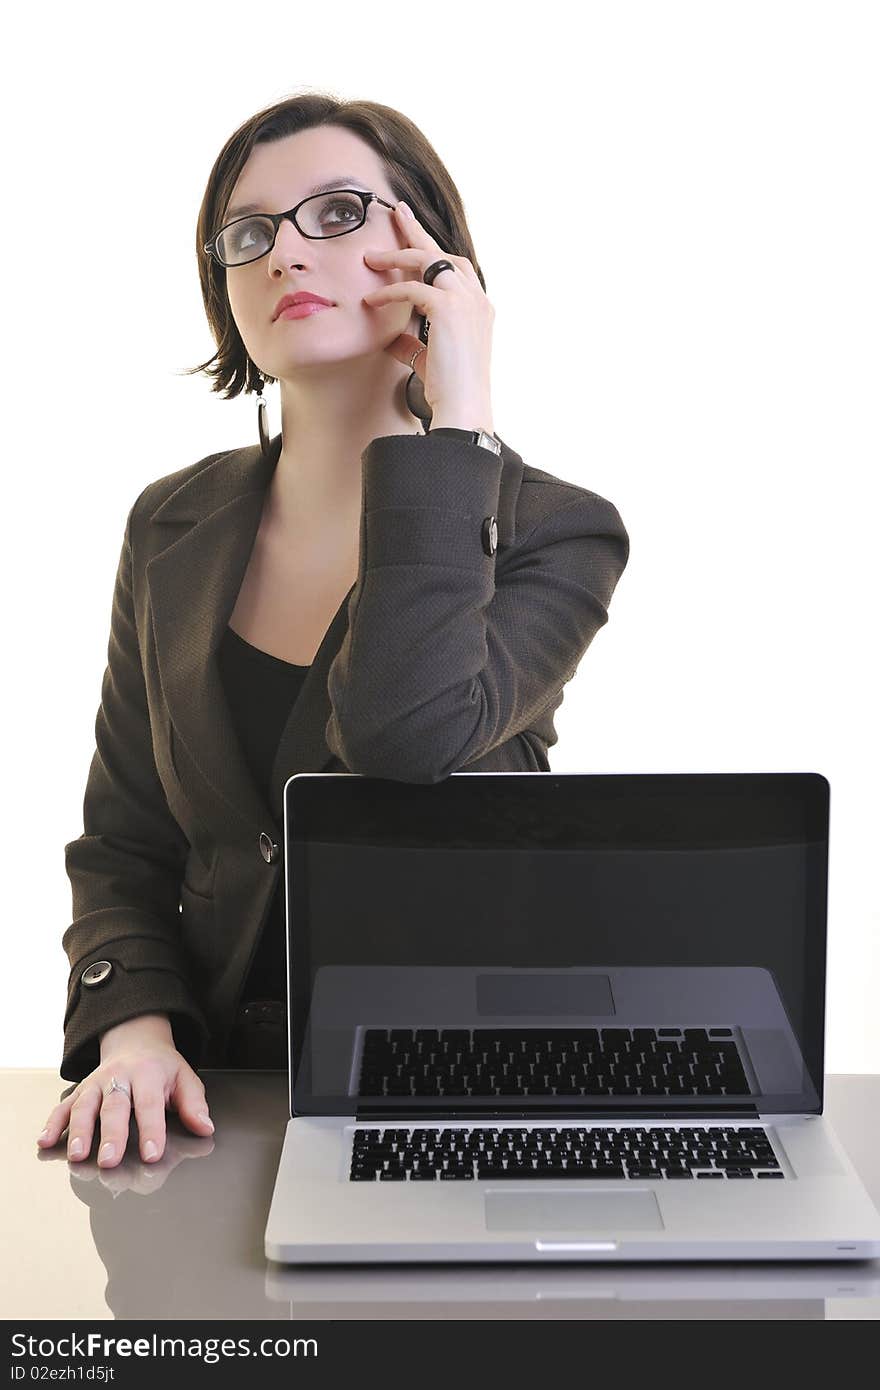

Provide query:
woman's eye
left=316, top=196, right=362, bottom=228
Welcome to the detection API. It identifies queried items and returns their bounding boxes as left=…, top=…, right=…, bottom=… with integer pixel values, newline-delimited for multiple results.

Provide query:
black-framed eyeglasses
left=203, top=189, right=399, bottom=268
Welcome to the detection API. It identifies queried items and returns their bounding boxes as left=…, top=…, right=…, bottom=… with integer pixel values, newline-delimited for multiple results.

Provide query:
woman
left=37, top=93, right=630, bottom=1169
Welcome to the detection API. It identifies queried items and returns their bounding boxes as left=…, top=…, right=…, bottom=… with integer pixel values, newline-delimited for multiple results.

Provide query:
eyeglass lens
left=215, top=191, right=367, bottom=266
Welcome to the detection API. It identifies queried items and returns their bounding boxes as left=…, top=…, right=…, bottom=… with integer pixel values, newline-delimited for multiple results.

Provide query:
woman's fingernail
left=143, top=1140, right=158, bottom=1160
left=98, top=1142, right=114, bottom=1162
left=399, top=201, right=415, bottom=219
left=199, top=1111, right=214, bottom=1131
left=69, top=1137, right=84, bottom=1157
left=38, top=1127, right=49, bottom=1141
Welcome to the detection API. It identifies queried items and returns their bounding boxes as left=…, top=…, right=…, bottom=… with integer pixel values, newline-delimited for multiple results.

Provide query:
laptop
left=264, top=770, right=880, bottom=1263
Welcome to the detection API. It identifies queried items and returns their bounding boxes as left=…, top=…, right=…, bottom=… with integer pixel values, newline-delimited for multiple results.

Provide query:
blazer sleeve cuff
left=61, top=935, right=210, bottom=1082
left=361, top=433, right=503, bottom=569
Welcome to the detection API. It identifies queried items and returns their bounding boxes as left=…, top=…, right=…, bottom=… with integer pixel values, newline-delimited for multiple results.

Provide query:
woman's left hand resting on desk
left=36, top=1013, right=215, bottom=1168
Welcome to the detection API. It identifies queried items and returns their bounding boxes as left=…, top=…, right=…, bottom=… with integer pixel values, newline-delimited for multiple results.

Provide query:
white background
left=2, top=0, right=877, bottom=1071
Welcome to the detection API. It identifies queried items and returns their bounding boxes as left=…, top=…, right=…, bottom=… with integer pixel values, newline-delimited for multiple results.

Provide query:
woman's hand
left=36, top=1016, right=214, bottom=1169
left=362, top=201, right=495, bottom=427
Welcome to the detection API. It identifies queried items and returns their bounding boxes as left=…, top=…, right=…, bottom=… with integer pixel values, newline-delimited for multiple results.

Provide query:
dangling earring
left=405, top=316, right=433, bottom=431
left=255, top=369, right=273, bottom=462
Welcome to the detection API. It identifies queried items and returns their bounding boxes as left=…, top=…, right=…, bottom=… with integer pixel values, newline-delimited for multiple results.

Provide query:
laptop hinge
left=353, top=1103, right=763, bottom=1122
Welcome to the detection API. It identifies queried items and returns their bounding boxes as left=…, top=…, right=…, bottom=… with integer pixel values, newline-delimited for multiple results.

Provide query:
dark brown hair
left=180, top=91, right=487, bottom=401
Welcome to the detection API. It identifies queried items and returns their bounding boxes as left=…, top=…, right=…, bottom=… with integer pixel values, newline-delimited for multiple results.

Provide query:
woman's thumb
left=173, top=1070, right=214, bottom=1133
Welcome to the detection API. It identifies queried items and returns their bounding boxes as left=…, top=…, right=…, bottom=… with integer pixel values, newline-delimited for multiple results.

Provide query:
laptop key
left=580, top=1170, right=627, bottom=1179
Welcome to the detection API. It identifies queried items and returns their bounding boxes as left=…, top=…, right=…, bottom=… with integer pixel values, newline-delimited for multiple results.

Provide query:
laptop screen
left=282, top=771, right=828, bottom=1118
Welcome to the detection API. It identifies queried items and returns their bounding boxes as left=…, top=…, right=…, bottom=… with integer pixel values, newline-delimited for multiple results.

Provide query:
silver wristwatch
left=429, top=426, right=502, bottom=456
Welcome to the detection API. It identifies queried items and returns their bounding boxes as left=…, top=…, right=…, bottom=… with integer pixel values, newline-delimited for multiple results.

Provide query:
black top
left=216, top=624, right=309, bottom=1004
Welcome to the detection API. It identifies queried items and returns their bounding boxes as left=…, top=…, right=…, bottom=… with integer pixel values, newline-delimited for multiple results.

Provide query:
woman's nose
left=267, top=215, right=312, bottom=270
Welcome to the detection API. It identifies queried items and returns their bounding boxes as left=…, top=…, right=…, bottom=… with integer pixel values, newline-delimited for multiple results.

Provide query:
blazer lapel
left=145, top=428, right=525, bottom=844
left=147, top=434, right=292, bottom=842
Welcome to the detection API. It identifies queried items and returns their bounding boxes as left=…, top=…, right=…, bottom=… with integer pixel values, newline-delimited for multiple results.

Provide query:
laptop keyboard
left=349, top=1126, right=784, bottom=1181
left=357, top=1027, right=750, bottom=1098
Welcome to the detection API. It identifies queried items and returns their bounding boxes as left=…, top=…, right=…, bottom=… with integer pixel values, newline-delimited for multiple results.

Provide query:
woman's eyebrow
left=225, top=176, right=372, bottom=220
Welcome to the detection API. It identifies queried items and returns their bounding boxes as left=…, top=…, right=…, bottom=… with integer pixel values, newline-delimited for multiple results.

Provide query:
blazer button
left=81, top=960, right=113, bottom=988
left=259, top=832, right=280, bottom=864
left=481, top=515, right=498, bottom=556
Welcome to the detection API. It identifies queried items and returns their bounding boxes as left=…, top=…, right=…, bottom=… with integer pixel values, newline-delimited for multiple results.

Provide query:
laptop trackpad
left=485, top=1190, right=663, bottom=1232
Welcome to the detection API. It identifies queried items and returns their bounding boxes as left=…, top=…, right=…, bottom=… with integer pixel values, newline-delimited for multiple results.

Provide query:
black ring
left=423, top=259, right=455, bottom=286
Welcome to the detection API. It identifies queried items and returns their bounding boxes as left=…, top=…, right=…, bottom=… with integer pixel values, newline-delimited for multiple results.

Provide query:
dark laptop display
left=283, top=773, right=828, bottom=1119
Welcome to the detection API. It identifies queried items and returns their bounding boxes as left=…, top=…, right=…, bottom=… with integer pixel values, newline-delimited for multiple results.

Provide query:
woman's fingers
left=364, top=246, right=480, bottom=285
left=131, top=1074, right=170, bottom=1162
left=36, top=1093, right=78, bottom=1149
left=95, top=1079, right=133, bottom=1167
left=170, top=1066, right=214, bottom=1137
left=66, top=1080, right=103, bottom=1161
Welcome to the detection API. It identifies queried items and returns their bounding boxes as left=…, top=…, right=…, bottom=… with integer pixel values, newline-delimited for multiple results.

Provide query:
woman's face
left=222, top=125, right=420, bottom=381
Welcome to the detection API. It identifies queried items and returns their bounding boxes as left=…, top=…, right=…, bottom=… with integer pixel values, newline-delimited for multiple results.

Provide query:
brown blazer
left=62, top=429, right=629, bottom=1080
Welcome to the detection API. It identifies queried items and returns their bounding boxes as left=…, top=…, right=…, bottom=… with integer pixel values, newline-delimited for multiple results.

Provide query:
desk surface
left=6, top=1071, right=880, bottom=1321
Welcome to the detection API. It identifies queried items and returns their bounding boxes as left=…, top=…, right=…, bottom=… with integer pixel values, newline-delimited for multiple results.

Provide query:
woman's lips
left=276, top=302, right=334, bottom=320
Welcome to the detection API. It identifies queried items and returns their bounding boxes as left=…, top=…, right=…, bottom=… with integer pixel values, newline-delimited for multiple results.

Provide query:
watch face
left=477, top=430, right=502, bottom=454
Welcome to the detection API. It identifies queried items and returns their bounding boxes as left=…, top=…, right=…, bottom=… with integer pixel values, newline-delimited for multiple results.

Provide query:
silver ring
left=409, top=346, right=426, bottom=371
left=105, top=1075, right=131, bottom=1100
